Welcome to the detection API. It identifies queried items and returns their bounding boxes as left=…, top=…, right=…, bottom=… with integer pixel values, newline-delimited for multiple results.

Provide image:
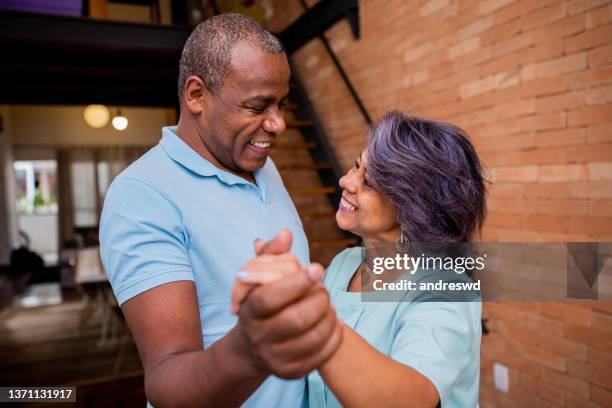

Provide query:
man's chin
left=238, top=157, right=268, bottom=173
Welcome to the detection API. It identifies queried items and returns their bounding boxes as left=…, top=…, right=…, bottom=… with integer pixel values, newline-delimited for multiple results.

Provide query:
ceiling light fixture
left=112, top=109, right=128, bottom=131
left=83, top=104, right=110, bottom=128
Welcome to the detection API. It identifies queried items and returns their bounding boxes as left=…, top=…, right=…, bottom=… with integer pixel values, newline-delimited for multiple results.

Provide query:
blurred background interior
left=0, top=0, right=611, bottom=407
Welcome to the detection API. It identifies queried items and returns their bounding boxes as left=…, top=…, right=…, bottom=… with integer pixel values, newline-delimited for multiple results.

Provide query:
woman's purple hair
left=367, top=111, right=487, bottom=243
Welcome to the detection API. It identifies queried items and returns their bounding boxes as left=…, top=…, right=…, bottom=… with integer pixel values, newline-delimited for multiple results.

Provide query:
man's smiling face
left=197, top=40, right=290, bottom=177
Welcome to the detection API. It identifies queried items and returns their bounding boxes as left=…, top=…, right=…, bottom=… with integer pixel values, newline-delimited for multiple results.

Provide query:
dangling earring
left=396, top=230, right=409, bottom=252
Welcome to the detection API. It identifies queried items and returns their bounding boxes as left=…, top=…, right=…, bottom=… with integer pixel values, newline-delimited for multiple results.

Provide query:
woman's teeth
left=249, top=141, right=271, bottom=148
left=340, top=197, right=357, bottom=212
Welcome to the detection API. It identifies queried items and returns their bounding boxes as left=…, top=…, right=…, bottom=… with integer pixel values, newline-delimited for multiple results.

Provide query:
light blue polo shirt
left=308, top=247, right=481, bottom=408
left=100, top=126, right=309, bottom=407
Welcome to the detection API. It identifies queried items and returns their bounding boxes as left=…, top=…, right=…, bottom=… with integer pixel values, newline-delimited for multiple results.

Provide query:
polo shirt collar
left=159, top=126, right=265, bottom=188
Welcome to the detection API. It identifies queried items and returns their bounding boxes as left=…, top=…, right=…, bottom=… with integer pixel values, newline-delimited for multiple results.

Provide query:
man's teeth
left=249, top=141, right=271, bottom=148
left=340, top=197, right=357, bottom=212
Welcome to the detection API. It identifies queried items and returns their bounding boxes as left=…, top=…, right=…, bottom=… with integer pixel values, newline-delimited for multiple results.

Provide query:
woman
left=234, top=111, right=487, bottom=407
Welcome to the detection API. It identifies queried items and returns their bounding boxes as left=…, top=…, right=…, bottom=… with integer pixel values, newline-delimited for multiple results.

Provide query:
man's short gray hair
left=178, top=13, right=285, bottom=98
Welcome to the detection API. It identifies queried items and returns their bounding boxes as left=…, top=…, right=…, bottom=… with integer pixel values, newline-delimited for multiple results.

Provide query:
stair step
left=286, top=119, right=314, bottom=128
left=288, top=187, right=336, bottom=196
left=309, top=238, right=359, bottom=248
left=276, top=163, right=332, bottom=171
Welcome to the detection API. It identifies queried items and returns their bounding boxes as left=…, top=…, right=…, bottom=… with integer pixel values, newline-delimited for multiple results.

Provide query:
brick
left=536, top=128, right=586, bottom=148
left=587, top=123, right=612, bottom=144
left=540, top=383, right=565, bottom=405
left=490, top=182, right=526, bottom=197
left=522, top=112, right=566, bottom=131
left=475, top=132, right=536, bottom=152
left=591, top=385, right=612, bottom=407
left=522, top=2, right=568, bottom=31
left=584, top=84, right=612, bottom=106
left=588, top=162, right=612, bottom=181
left=535, top=92, right=584, bottom=113
left=448, top=37, right=481, bottom=59
left=479, top=0, right=516, bottom=16
left=568, top=359, right=612, bottom=389
left=493, top=68, right=521, bottom=90
left=494, top=165, right=539, bottom=182
left=535, top=53, right=587, bottom=78
left=538, top=164, right=589, bottom=182
left=538, top=199, right=588, bottom=216
left=567, top=0, right=610, bottom=16
left=572, top=181, right=612, bottom=198
left=481, top=18, right=521, bottom=45
left=589, top=346, right=612, bottom=367
left=518, top=342, right=567, bottom=371
left=587, top=200, right=612, bottom=217
left=590, top=301, right=612, bottom=314
left=591, top=310, right=612, bottom=331
left=419, top=0, right=451, bottom=17
left=568, top=104, right=612, bottom=126
left=459, top=76, right=494, bottom=99
left=497, top=320, right=541, bottom=345
left=518, top=39, right=565, bottom=65
left=544, top=336, right=589, bottom=361
left=586, top=4, right=612, bottom=29
left=533, top=14, right=585, bottom=43
left=541, top=302, right=592, bottom=325
left=569, top=143, right=612, bottom=163
left=587, top=44, right=612, bottom=67
left=566, top=25, right=612, bottom=53
left=566, top=394, right=604, bottom=408
left=539, top=366, right=590, bottom=398
left=457, top=14, right=495, bottom=40
left=494, top=0, right=536, bottom=25
left=569, top=67, right=612, bottom=90
left=494, top=31, right=535, bottom=57
left=569, top=217, right=612, bottom=237
left=521, top=214, right=569, bottom=233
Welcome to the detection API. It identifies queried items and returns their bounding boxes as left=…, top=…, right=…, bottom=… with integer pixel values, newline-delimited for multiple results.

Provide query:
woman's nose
left=339, top=171, right=357, bottom=193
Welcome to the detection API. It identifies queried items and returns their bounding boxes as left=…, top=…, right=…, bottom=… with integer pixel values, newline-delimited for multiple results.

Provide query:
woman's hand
left=231, top=252, right=303, bottom=313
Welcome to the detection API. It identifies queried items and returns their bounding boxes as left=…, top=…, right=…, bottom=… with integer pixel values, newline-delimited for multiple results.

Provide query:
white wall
left=9, top=105, right=174, bottom=147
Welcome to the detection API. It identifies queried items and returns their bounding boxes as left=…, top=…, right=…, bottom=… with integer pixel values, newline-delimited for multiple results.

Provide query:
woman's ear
left=182, top=75, right=206, bottom=114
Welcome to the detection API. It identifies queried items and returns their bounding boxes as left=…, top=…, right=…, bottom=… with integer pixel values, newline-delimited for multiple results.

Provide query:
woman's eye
left=354, top=160, right=359, bottom=169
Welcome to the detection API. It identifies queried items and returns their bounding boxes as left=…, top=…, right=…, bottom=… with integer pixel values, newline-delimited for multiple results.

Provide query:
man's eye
left=354, top=160, right=359, bottom=169
left=249, top=107, right=265, bottom=114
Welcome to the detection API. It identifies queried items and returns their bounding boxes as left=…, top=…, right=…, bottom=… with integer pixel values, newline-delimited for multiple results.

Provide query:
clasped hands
left=231, top=228, right=343, bottom=379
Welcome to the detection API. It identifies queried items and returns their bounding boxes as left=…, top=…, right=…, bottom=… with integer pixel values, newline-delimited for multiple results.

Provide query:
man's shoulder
left=118, top=144, right=165, bottom=180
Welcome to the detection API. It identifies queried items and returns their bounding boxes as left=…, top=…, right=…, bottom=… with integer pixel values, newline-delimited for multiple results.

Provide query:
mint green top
left=307, top=247, right=482, bottom=407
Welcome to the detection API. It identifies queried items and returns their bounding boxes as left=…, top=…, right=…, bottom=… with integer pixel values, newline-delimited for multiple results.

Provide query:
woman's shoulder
left=322, top=246, right=362, bottom=289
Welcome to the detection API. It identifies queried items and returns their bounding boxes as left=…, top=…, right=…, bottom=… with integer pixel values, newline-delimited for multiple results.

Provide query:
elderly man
left=100, top=13, right=342, bottom=407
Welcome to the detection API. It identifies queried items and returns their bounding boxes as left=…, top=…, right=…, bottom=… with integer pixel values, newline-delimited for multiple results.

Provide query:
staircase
left=269, top=72, right=358, bottom=266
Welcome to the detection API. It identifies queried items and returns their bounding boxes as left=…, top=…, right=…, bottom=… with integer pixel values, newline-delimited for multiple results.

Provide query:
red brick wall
left=264, top=0, right=612, bottom=406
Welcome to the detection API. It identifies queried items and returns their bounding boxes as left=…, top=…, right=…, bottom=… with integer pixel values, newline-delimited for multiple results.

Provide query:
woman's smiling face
left=336, top=149, right=401, bottom=243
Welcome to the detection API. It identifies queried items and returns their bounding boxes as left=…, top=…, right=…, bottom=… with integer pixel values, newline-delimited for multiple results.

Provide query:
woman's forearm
left=319, top=325, right=439, bottom=408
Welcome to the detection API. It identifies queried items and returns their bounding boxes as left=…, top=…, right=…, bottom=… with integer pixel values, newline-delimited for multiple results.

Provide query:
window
left=13, top=160, right=58, bottom=215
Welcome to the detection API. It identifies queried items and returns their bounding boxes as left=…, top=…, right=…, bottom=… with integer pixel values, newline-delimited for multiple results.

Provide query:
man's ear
left=182, top=75, right=207, bottom=114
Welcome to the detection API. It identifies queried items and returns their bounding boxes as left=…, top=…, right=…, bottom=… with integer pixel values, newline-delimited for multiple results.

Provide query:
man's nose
left=263, top=109, right=286, bottom=134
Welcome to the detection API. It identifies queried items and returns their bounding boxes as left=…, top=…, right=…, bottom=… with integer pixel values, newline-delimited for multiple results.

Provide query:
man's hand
left=232, top=228, right=343, bottom=379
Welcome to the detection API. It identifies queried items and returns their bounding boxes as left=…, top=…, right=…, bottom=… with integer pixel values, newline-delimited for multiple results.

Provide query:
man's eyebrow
left=243, top=94, right=289, bottom=105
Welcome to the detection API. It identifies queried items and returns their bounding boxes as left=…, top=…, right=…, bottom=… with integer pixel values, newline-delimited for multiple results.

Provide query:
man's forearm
left=146, top=327, right=268, bottom=408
